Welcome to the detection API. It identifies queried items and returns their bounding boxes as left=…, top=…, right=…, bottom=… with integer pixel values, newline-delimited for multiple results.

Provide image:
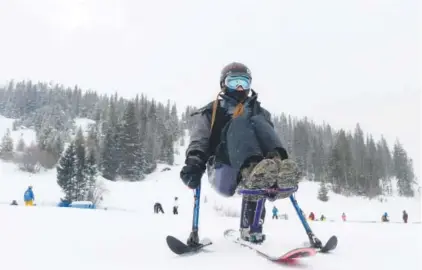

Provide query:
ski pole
left=192, top=185, right=201, bottom=232
left=187, top=185, right=201, bottom=246
left=289, top=193, right=322, bottom=248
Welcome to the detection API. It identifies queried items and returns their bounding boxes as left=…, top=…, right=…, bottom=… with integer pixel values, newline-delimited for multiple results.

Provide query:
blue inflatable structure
left=57, top=200, right=96, bottom=209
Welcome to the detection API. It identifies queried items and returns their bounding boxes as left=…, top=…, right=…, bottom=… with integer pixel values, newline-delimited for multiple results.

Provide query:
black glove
left=180, top=155, right=206, bottom=189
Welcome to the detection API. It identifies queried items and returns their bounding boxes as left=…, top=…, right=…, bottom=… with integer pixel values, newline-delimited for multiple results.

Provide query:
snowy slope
left=1, top=203, right=421, bottom=270
left=0, top=120, right=420, bottom=270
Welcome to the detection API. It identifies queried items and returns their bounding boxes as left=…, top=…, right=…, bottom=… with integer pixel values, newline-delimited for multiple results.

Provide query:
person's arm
left=185, top=108, right=212, bottom=164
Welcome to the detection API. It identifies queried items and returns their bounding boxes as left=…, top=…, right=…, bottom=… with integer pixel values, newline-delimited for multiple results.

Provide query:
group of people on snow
left=381, top=211, right=409, bottom=223
left=307, top=211, right=326, bottom=221
left=154, top=197, right=179, bottom=215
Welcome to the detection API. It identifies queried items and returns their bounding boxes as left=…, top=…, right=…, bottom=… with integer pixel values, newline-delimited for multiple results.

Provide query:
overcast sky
left=0, top=0, right=420, bottom=180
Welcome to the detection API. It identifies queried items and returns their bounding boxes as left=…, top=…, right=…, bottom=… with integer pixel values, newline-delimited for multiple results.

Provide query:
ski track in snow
left=0, top=118, right=420, bottom=270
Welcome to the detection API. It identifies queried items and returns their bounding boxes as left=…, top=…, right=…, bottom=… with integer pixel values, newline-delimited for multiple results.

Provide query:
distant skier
left=154, top=202, right=164, bottom=214
left=402, top=210, right=408, bottom=223
left=341, top=212, right=346, bottom=222
left=180, top=62, right=301, bottom=244
left=10, top=200, right=18, bottom=206
left=23, top=186, right=35, bottom=206
left=272, top=206, right=279, bottom=219
left=308, top=212, right=315, bottom=221
left=173, top=197, right=178, bottom=215
left=320, top=214, right=326, bottom=221
left=381, top=212, right=389, bottom=222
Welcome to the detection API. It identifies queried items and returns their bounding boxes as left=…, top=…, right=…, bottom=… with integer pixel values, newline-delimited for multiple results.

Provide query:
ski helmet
left=219, top=62, right=252, bottom=90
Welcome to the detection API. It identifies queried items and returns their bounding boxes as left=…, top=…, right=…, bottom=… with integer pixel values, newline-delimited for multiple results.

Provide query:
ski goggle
left=224, top=75, right=251, bottom=91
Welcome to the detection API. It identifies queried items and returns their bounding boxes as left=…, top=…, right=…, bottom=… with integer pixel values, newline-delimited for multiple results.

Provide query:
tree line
left=181, top=106, right=417, bottom=199
left=0, top=79, right=417, bottom=202
left=0, top=80, right=181, bottom=202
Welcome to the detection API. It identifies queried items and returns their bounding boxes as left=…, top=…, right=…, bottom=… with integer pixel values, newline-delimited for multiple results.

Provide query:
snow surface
left=0, top=120, right=420, bottom=269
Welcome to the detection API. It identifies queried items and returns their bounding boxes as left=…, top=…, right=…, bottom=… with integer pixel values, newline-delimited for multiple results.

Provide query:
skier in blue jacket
left=24, top=186, right=35, bottom=206
left=272, top=206, right=279, bottom=219
left=180, top=62, right=301, bottom=244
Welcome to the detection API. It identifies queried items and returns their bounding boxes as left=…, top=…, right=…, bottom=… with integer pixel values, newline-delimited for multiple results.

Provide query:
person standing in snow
left=272, top=206, right=279, bottom=219
left=402, top=210, right=408, bottom=223
left=173, top=197, right=179, bottom=215
left=341, top=212, right=346, bottom=222
left=180, top=62, right=301, bottom=244
left=23, top=186, right=35, bottom=206
left=154, top=202, right=164, bottom=214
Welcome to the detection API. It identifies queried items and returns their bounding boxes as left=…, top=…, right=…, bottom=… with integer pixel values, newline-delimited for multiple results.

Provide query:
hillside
left=0, top=114, right=419, bottom=223
left=0, top=118, right=420, bottom=270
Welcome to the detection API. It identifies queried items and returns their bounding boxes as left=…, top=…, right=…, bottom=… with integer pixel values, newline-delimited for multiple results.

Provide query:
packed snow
left=0, top=118, right=420, bottom=270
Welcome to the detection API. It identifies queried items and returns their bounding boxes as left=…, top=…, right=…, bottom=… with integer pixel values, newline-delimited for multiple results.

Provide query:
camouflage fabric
left=238, top=158, right=301, bottom=201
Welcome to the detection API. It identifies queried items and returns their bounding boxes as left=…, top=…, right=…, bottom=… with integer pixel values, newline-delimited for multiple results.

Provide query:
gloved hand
left=180, top=155, right=206, bottom=189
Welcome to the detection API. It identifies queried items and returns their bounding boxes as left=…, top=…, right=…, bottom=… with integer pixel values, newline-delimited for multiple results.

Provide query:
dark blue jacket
left=186, top=90, right=287, bottom=170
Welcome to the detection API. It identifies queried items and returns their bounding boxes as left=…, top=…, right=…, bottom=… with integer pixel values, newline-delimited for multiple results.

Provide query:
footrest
left=238, top=186, right=298, bottom=195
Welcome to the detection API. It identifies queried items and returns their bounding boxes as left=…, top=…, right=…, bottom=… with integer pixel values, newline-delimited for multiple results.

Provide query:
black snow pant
left=173, top=206, right=178, bottom=215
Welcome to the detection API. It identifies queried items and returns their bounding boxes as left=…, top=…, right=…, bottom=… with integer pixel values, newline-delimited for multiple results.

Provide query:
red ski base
left=224, top=229, right=317, bottom=265
left=274, top=247, right=317, bottom=264
left=256, top=246, right=317, bottom=264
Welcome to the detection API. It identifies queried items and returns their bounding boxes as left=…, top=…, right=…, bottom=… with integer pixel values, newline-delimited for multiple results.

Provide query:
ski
left=224, top=229, right=316, bottom=264
left=320, top=235, right=337, bottom=253
left=303, top=235, right=338, bottom=253
left=315, top=235, right=338, bottom=253
left=166, top=235, right=212, bottom=255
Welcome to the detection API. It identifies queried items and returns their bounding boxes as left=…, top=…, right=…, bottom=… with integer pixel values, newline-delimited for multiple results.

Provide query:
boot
left=240, top=227, right=266, bottom=244
left=239, top=153, right=300, bottom=201
left=271, top=158, right=301, bottom=200
left=240, top=158, right=278, bottom=201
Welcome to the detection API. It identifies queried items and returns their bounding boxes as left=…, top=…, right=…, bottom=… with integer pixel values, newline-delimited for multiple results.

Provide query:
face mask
left=226, top=90, right=249, bottom=101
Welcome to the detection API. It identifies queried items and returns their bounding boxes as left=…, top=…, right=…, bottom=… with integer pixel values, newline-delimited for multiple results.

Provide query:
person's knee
left=213, top=165, right=239, bottom=197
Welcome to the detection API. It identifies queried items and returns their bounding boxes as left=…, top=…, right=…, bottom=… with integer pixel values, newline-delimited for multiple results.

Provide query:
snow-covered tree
left=317, top=181, right=329, bottom=202
left=57, top=142, right=77, bottom=201
left=0, top=128, right=14, bottom=160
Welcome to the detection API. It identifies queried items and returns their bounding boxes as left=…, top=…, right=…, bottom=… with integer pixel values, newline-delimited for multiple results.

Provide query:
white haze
left=0, top=0, right=419, bottom=180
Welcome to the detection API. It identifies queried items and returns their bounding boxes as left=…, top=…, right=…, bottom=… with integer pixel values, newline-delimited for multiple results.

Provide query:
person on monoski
left=180, top=62, right=301, bottom=245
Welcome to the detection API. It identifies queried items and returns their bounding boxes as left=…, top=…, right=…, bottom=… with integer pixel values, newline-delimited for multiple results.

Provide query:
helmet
left=219, top=62, right=252, bottom=89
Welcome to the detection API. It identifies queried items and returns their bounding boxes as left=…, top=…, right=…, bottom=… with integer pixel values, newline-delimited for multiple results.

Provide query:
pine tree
left=100, top=102, right=119, bottom=180
left=317, top=181, right=329, bottom=202
left=393, top=140, right=415, bottom=197
left=16, top=137, right=26, bottom=152
left=85, top=148, right=98, bottom=202
left=74, top=128, right=87, bottom=200
left=328, top=130, right=353, bottom=194
left=57, top=142, right=76, bottom=201
left=365, top=135, right=381, bottom=197
left=0, top=128, right=14, bottom=160
left=119, top=101, right=143, bottom=180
